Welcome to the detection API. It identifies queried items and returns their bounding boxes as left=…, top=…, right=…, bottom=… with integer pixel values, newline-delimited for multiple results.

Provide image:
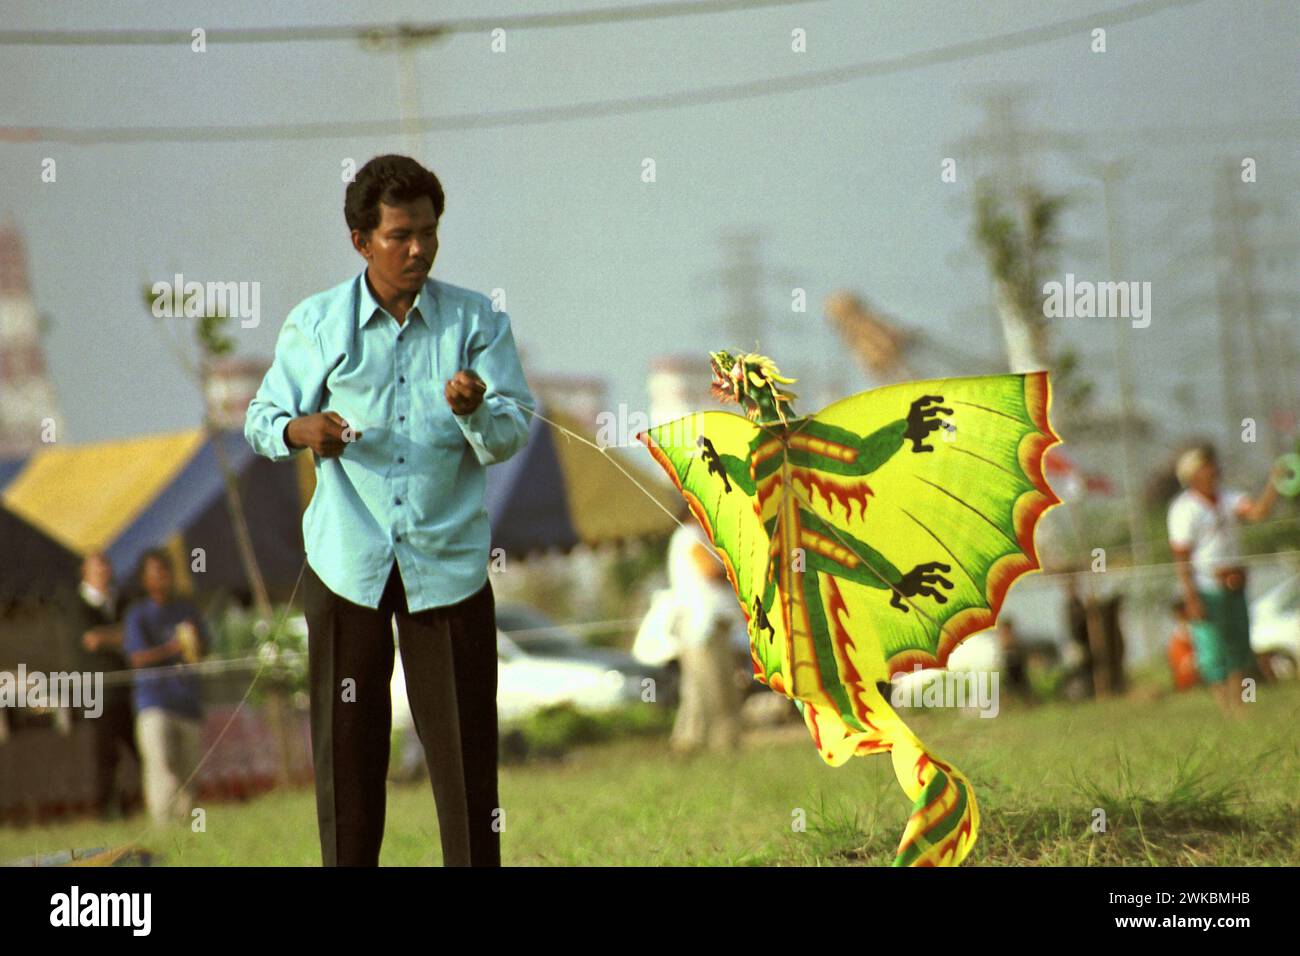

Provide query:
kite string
left=500, top=396, right=700, bottom=537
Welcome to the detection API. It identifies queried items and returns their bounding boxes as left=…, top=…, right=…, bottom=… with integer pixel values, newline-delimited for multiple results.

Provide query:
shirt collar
left=357, top=268, right=438, bottom=330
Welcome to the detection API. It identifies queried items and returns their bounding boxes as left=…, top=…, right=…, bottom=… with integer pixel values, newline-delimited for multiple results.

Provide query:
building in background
left=0, top=220, right=63, bottom=457
left=526, top=372, right=607, bottom=429
left=205, top=356, right=271, bottom=430
left=647, top=354, right=714, bottom=427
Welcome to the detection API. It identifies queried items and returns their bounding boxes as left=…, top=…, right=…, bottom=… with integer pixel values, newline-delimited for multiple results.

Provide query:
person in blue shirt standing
left=122, top=548, right=210, bottom=826
left=244, top=154, right=534, bottom=866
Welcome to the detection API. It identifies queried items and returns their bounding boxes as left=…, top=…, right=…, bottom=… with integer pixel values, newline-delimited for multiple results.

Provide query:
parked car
left=495, top=604, right=674, bottom=696
left=283, top=603, right=670, bottom=724
left=392, top=624, right=666, bottom=728
left=1250, top=573, right=1300, bottom=679
left=388, top=606, right=669, bottom=776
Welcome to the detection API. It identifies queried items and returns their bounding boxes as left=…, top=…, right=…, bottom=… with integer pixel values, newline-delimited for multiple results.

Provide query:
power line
left=0, top=0, right=825, bottom=46
left=0, top=0, right=1238, bottom=146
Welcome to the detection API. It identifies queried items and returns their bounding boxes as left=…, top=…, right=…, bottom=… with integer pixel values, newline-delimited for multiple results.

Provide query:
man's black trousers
left=302, top=559, right=500, bottom=866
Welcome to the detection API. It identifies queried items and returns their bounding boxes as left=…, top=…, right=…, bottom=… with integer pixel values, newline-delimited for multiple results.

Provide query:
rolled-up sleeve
left=244, top=304, right=325, bottom=462
left=453, top=308, right=534, bottom=465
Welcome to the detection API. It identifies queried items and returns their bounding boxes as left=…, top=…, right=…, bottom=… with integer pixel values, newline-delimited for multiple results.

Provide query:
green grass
left=3, top=681, right=1297, bottom=866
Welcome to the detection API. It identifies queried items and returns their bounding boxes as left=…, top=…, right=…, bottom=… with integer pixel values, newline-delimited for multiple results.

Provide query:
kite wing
left=639, top=371, right=1060, bottom=866
left=638, top=409, right=772, bottom=618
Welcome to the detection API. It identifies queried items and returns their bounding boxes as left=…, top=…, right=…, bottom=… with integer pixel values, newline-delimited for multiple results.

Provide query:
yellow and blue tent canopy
left=0, top=409, right=677, bottom=600
left=0, top=428, right=307, bottom=601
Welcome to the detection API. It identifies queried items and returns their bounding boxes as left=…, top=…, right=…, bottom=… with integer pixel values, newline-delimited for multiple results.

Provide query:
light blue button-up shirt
left=243, top=269, right=534, bottom=612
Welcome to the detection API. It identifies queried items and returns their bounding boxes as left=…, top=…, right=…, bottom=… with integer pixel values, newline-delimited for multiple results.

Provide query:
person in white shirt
left=1166, top=444, right=1281, bottom=715
left=666, top=511, right=744, bottom=754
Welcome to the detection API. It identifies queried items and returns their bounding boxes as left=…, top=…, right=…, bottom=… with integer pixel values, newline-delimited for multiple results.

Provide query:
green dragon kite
left=637, top=351, right=1061, bottom=866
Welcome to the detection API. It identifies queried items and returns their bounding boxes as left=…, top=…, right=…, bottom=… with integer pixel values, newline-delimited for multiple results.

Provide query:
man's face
left=353, top=197, right=439, bottom=294
left=141, top=559, right=173, bottom=601
left=1191, top=459, right=1219, bottom=496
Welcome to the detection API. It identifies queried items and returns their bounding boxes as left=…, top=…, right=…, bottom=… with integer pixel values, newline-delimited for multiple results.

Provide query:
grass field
left=3, top=680, right=1297, bottom=866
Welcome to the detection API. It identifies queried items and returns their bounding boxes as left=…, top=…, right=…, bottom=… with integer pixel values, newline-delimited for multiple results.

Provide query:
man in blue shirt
left=244, top=154, right=533, bottom=866
left=122, top=548, right=210, bottom=825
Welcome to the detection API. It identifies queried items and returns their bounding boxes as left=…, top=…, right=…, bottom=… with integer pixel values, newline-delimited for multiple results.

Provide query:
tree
left=972, top=182, right=1115, bottom=696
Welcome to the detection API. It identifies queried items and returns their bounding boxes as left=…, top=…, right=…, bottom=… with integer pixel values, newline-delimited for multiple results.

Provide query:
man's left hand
left=445, top=369, right=487, bottom=415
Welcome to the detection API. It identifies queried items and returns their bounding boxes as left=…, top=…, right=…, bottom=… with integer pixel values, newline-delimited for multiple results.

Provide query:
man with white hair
left=1166, top=444, right=1281, bottom=715
left=666, top=510, right=744, bottom=754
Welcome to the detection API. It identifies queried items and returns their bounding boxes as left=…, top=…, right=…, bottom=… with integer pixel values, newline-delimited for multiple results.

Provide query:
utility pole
left=358, top=25, right=448, bottom=160
left=691, top=231, right=811, bottom=377
left=1087, top=158, right=1148, bottom=570
left=1212, top=166, right=1288, bottom=461
left=1161, top=167, right=1298, bottom=464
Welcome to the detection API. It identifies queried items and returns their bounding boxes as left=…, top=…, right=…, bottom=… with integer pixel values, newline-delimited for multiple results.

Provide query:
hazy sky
left=3, top=0, right=1297, bottom=468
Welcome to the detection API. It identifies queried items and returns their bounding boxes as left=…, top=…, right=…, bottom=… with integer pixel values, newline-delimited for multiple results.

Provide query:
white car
left=390, top=629, right=640, bottom=729
left=885, top=630, right=1000, bottom=704
left=278, top=612, right=647, bottom=728
left=389, top=620, right=651, bottom=777
left=1250, top=573, right=1300, bottom=677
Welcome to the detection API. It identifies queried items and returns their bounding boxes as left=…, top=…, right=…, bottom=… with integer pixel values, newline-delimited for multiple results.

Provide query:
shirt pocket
left=425, top=350, right=467, bottom=449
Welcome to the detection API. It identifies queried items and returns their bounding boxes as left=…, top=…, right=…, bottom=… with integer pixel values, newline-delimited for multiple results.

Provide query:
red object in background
left=1044, top=448, right=1116, bottom=497
left=1168, top=625, right=1200, bottom=691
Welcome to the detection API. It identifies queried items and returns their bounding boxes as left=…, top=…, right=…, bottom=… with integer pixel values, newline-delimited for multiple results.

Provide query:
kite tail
left=797, top=685, right=979, bottom=867
left=886, top=724, right=980, bottom=867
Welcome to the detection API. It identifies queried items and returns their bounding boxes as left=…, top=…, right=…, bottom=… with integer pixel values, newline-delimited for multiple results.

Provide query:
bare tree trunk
left=991, top=279, right=1050, bottom=373
left=979, top=188, right=1114, bottom=696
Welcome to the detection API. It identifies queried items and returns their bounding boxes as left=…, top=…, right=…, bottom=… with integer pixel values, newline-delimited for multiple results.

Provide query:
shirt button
left=399, top=375, right=406, bottom=383
left=399, top=415, right=406, bottom=422
left=395, top=498, right=402, bottom=505
left=395, top=534, right=403, bottom=542
left=398, top=457, right=405, bottom=464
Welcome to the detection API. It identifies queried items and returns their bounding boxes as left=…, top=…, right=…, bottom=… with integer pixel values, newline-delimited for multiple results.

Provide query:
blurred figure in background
left=1063, top=572, right=1097, bottom=698
left=61, top=551, right=139, bottom=819
left=1167, top=444, right=1281, bottom=717
left=123, top=548, right=210, bottom=824
left=1100, top=591, right=1128, bottom=695
left=1063, top=572, right=1127, bottom=698
left=995, top=616, right=1033, bottom=704
left=667, top=512, right=742, bottom=755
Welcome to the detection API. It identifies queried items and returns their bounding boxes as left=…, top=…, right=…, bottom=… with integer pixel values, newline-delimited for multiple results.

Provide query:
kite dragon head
left=708, top=350, right=798, bottom=425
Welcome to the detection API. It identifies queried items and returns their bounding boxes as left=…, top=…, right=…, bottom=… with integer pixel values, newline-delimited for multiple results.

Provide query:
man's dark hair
left=345, top=155, right=445, bottom=235
left=139, top=547, right=172, bottom=577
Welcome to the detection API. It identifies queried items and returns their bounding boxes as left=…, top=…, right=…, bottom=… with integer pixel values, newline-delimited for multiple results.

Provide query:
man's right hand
left=286, top=412, right=361, bottom=458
